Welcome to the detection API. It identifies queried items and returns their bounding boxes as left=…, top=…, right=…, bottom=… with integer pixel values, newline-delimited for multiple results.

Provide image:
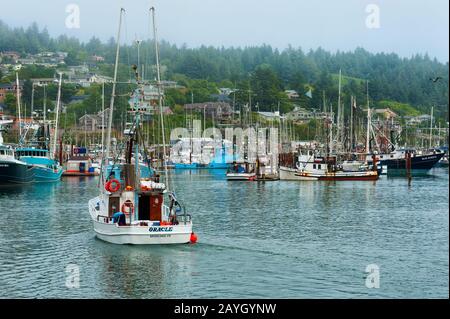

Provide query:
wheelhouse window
left=318, top=164, right=322, bottom=169
left=313, top=164, right=317, bottom=169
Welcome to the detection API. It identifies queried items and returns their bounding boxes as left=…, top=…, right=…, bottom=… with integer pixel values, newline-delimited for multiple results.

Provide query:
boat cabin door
left=150, top=194, right=163, bottom=221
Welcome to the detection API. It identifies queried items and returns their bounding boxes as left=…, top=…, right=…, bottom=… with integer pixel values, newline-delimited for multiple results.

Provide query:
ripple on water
left=0, top=168, right=448, bottom=298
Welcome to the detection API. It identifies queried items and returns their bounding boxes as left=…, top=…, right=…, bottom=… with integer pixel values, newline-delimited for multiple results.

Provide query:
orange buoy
left=190, top=232, right=198, bottom=244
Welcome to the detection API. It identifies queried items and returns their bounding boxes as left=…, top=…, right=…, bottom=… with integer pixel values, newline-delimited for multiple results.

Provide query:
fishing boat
left=15, top=73, right=63, bottom=182
left=0, top=120, right=35, bottom=185
left=88, top=7, right=196, bottom=245
left=226, top=161, right=257, bottom=180
left=366, top=148, right=444, bottom=171
left=280, top=150, right=379, bottom=181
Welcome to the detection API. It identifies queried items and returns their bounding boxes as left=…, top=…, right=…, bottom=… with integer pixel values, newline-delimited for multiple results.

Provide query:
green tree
left=251, top=64, right=282, bottom=111
left=4, top=93, right=17, bottom=114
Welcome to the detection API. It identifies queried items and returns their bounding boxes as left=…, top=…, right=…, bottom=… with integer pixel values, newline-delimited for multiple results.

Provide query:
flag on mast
left=305, top=89, right=312, bottom=99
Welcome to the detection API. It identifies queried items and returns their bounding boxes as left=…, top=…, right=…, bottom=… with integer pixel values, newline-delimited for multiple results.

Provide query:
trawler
left=88, top=7, right=195, bottom=245
left=366, top=148, right=444, bottom=171
left=280, top=149, right=379, bottom=181
left=15, top=73, right=64, bottom=182
left=0, top=120, right=35, bottom=185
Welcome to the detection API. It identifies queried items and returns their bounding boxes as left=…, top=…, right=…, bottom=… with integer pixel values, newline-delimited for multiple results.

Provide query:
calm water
left=0, top=168, right=448, bottom=298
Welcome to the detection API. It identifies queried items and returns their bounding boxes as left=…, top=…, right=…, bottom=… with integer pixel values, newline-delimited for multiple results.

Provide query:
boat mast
left=105, top=8, right=125, bottom=161
left=101, top=82, right=105, bottom=155
left=151, top=6, right=170, bottom=190
left=15, top=72, right=22, bottom=143
left=329, top=102, right=333, bottom=155
left=43, top=84, right=47, bottom=125
left=52, top=72, right=62, bottom=160
left=337, top=69, right=342, bottom=150
left=31, top=83, right=35, bottom=121
left=365, top=80, right=371, bottom=154
left=429, top=106, right=433, bottom=149
left=438, top=121, right=441, bottom=146
left=190, top=91, right=193, bottom=164
left=350, top=96, right=354, bottom=152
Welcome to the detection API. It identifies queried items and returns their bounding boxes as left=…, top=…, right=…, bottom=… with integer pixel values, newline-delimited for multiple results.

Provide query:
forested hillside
left=0, top=20, right=448, bottom=119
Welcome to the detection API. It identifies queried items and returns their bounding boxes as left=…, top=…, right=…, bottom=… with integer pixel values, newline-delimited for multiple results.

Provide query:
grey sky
left=1, top=0, right=448, bottom=62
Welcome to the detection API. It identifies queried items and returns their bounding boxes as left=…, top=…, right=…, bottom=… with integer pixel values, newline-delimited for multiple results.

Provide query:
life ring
left=121, top=200, right=134, bottom=217
left=105, top=179, right=121, bottom=193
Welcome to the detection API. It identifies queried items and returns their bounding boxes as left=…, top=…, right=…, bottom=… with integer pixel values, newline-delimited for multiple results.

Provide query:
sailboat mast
left=15, top=72, right=22, bottom=142
left=101, top=82, right=105, bottom=155
left=151, top=6, right=170, bottom=190
left=105, top=8, right=125, bottom=160
left=329, top=103, right=333, bottom=155
left=350, top=96, right=354, bottom=152
left=365, top=80, right=371, bottom=154
left=52, top=72, right=62, bottom=160
left=429, top=106, right=433, bottom=149
left=337, top=69, right=342, bottom=148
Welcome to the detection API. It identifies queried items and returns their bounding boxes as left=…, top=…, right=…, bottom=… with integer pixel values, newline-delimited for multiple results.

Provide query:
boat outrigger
left=88, top=7, right=196, bottom=245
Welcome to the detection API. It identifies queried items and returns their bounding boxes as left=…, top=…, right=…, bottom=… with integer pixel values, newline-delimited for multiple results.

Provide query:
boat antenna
left=105, top=8, right=125, bottom=162
left=151, top=6, right=170, bottom=190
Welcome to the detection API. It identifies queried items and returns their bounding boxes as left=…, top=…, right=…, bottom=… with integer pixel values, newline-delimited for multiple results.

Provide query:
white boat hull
left=89, top=197, right=193, bottom=245
left=93, top=220, right=192, bottom=245
left=279, top=167, right=317, bottom=180
left=226, top=172, right=256, bottom=180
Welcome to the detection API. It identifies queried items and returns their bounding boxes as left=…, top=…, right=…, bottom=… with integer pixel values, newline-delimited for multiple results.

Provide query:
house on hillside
left=285, top=107, right=314, bottom=121
left=285, top=90, right=300, bottom=99
left=78, top=108, right=110, bottom=132
left=0, top=82, right=23, bottom=104
left=184, top=102, right=233, bottom=120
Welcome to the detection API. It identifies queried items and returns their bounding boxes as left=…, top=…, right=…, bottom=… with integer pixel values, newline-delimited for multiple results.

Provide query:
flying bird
left=430, top=77, right=442, bottom=83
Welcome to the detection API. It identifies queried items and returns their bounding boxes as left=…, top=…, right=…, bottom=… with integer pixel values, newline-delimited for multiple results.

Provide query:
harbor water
left=0, top=168, right=448, bottom=298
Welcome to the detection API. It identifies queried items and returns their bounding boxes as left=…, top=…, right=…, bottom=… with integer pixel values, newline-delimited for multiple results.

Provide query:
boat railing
left=97, top=215, right=113, bottom=223
left=162, top=204, right=170, bottom=220
left=162, top=204, right=192, bottom=224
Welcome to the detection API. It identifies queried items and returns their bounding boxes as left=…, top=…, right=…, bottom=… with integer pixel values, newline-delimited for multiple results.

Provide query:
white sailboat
left=88, top=7, right=196, bottom=245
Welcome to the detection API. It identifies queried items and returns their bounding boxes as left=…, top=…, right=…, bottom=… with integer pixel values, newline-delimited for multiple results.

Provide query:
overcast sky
left=1, top=0, right=448, bottom=62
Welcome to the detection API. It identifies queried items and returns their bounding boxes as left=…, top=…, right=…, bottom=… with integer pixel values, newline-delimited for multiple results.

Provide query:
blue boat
left=175, top=162, right=201, bottom=169
left=207, top=144, right=233, bottom=169
left=15, top=148, right=63, bottom=182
